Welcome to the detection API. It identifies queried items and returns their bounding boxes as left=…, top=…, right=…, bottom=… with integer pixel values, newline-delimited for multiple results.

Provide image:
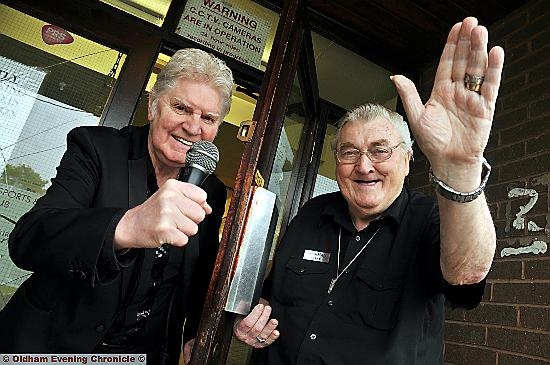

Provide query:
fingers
left=466, top=26, right=488, bottom=79
left=451, top=17, right=478, bottom=83
left=482, top=46, right=505, bottom=106
left=391, top=75, right=423, bottom=124
left=183, top=338, right=195, bottom=364
left=116, top=180, right=212, bottom=248
left=433, top=21, right=462, bottom=85
left=234, top=304, right=280, bottom=348
left=149, top=181, right=210, bottom=247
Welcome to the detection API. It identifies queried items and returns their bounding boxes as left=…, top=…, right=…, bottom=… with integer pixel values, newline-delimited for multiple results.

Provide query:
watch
left=429, top=158, right=491, bottom=203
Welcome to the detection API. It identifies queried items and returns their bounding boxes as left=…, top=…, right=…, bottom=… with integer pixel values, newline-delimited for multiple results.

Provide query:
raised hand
left=392, top=17, right=504, bottom=192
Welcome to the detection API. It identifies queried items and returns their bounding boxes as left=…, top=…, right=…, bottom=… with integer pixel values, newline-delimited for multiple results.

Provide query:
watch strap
left=429, top=158, right=491, bottom=203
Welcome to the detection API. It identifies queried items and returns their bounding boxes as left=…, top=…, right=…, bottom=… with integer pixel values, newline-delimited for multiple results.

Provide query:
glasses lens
left=369, top=146, right=391, bottom=162
left=338, top=148, right=360, bottom=163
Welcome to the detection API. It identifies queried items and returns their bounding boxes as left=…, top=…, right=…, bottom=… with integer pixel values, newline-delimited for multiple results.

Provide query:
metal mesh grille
left=186, top=140, right=219, bottom=174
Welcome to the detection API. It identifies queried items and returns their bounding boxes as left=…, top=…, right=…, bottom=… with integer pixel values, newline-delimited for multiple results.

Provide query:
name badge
left=303, top=249, right=331, bottom=263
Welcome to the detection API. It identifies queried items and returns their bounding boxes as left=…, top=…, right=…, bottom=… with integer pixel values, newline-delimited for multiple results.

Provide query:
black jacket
left=0, top=125, right=226, bottom=363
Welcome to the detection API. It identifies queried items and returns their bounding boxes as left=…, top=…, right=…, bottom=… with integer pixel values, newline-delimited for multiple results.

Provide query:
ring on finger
left=464, top=73, right=484, bottom=93
left=256, top=336, right=266, bottom=343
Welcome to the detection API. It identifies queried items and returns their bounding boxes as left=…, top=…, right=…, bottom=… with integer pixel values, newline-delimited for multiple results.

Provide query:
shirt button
left=310, top=333, right=317, bottom=340
left=95, top=324, right=105, bottom=333
left=327, top=300, right=334, bottom=306
left=299, top=268, right=305, bottom=273
left=355, top=236, right=361, bottom=241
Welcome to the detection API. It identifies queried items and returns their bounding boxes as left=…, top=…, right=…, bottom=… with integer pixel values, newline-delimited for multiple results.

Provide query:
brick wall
left=408, top=1, right=550, bottom=364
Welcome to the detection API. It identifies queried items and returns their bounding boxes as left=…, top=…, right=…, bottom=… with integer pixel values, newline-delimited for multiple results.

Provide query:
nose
left=182, top=112, right=202, bottom=136
left=354, top=153, right=375, bottom=173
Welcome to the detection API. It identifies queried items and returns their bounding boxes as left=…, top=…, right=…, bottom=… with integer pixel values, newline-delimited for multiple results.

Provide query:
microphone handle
left=178, top=165, right=209, bottom=186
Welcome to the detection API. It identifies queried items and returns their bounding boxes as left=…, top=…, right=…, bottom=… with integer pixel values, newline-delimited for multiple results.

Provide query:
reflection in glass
left=100, top=0, right=172, bottom=26
left=267, top=72, right=305, bottom=252
left=0, top=4, right=126, bottom=309
left=313, top=123, right=339, bottom=197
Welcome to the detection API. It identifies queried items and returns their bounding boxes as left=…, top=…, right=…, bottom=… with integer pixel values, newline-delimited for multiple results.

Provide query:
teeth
left=174, top=136, right=192, bottom=146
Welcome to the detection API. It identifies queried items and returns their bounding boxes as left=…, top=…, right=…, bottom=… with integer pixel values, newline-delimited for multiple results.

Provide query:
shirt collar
left=146, top=152, right=158, bottom=195
left=321, top=188, right=409, bottom=233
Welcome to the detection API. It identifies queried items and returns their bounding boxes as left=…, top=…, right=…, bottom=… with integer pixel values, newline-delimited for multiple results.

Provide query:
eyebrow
left=338, top=139, right=393, bottom=148
left=171, top=97, right=221, bottom=119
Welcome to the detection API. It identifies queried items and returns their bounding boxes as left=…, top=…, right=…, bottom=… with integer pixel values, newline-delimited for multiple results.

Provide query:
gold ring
left=464, top=73, right=484, bottom=93
left=256, top=336, right=266, bottom=343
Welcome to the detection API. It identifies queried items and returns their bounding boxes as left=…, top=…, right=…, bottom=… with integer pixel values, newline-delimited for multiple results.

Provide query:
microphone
left=178, top=140, right=219, bottom=186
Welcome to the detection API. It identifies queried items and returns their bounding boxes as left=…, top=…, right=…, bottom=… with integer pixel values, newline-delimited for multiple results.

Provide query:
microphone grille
left=186, top=140, right=219, bottom=175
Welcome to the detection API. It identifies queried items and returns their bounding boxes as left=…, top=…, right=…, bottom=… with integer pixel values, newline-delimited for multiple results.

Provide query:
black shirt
left=96, top=153, right=183, bottom=356
left=260, top=188, right=485, bottom=365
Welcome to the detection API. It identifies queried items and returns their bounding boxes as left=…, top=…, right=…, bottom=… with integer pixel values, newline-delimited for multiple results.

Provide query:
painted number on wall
left=501, top=175, right=549, bottom=257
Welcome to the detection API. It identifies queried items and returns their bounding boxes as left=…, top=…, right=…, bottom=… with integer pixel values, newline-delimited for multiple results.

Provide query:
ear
left=147, top=94, right=154, bottom=121
left=403, top=153, right=411, bottom=177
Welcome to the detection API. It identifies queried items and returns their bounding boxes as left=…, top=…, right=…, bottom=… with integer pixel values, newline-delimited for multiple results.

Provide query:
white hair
left=150, top=48, right=234, bottom=120
left=331, top=103, right=414, bottom=156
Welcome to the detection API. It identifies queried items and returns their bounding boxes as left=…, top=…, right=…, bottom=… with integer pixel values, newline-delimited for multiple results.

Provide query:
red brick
left=445, top=307, right=466, bottom=321
left=493, top=106, right=528, bottom=131
left=444, top=342, right=496, bottom=365
left=529, top=63, right=550, bottom=82
left=528, top=0, right=550, bottom=21
left=524, top=259, right=550, bottom=279
left=508, top=14, right=550, bottom=46
left=492, top=282, right=550, bottom=305
left=499, top=153, right=550, bottom=181
left=499, top=353, right=550, bottom=365
left=487, top=260, right=523, bottom=280
left=487, top=327, right=550, bottom=359
left=530, top=96, right=550, bottom=117
left=485, top=181, right=526, bottom=205
left=499, top=73, right=527, bottom=100
left=505, top=45, right=550, bottom=79
left=519, top=305, right=550, bottom=331
left=491, top=12, right=527, bottom=40
left=486, top=142, right=526, bottom=166
left=532, top=28, right=550, bottom=51
left=464, top=303, right=517, bottom=326
left=444, top=322, right=486, bottom=345
left=501, top=115, right=550, bottom=145
left=525, top=131, right=550, bottom=154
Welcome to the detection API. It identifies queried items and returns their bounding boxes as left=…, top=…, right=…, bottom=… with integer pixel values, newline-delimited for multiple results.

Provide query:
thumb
left=390, top=75, right=424, bottom=124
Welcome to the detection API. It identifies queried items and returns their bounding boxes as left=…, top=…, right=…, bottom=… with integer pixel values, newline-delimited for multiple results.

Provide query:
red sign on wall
left=41, top=24, right=74, bottom=45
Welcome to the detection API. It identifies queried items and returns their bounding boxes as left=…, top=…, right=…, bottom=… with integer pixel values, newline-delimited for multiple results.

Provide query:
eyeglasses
left=336, top=142, right=404, bottom=164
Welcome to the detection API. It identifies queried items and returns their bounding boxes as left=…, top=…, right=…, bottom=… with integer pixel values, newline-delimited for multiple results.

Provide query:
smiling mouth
left=354, top=179, right=380, bottom=186
left=173, top=135, right=193, bottom=147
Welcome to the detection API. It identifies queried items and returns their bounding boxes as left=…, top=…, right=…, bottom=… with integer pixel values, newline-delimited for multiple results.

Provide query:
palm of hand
left=415, top=80, right=494, bottom=166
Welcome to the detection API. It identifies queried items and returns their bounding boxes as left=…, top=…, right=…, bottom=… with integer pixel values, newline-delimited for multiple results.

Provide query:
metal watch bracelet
left=429, top=158, right=491, bottom=203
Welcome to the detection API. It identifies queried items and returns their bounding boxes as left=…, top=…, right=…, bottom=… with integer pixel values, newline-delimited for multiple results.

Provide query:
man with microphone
left=0, top=48, right=232, bottom=365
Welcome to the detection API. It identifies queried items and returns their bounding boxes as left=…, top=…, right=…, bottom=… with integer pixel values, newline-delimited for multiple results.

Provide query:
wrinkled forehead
left=339, top=117, right=401, bottom=146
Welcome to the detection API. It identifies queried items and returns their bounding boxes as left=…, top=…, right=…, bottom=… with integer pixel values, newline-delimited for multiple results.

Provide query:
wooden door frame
left=190, top=0, right=306, bottom=363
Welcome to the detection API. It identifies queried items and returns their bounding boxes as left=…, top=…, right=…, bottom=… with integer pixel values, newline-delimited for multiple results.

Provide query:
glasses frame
left=336, top=142, right=405, bottom=164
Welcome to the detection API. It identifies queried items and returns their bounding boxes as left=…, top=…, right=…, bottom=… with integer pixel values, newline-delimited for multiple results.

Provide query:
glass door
left=0, top=4, right=127, bottom=310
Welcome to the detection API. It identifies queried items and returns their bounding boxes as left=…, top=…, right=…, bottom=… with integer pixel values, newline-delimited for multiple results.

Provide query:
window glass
left=267, top=72, right=305, bottom=251
left=100, top=0, right=172, bottom=26
left=311, top=31, right=398, bottom=196
left=0, top=4, right=126, bottom=309
left=312, top=31, right=397, bottom=110
left=313, top=123, right=339, bottom=197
